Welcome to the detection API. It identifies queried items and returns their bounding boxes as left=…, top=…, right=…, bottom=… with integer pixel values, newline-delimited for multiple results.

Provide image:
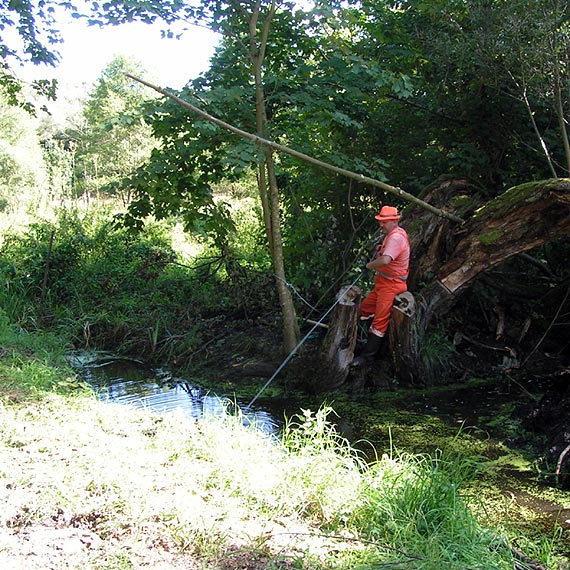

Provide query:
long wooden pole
left=126, top=74, right=464, bottom=223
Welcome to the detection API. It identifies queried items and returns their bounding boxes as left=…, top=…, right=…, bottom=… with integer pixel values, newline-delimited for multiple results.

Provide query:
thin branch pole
left=125, top=74, right=464, bottom=224
left=521, top=278, right=570, bottom=369
left=554, top=64, right=570, bottom=174
left=521, top=87, right=558, bottom=177
left=40, top=229, right=56, bottom=311
left=556, top=443, right=570, bottom=486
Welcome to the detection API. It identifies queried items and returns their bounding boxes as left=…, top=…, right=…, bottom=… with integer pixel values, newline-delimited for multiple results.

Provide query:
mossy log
left=438, top=179, right=570, bottom=293
left=391, top=178, right=570, bottom=384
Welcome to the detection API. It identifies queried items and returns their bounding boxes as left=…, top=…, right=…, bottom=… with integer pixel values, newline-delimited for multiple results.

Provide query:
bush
left=0, top=205, right=277, bottom=361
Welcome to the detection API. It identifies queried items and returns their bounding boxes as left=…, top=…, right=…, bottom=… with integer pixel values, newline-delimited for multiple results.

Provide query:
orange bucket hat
left=374, top=205, right=400, bottom=221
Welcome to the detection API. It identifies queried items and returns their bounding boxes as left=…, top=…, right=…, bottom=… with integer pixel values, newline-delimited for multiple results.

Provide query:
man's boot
left=350, top=333, right=384, bottom=367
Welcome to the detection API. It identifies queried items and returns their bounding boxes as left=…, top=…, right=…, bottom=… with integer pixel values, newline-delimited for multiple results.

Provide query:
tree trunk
left=265, top=151, right=300, bottom=353
left=316, top=285, right=362, bottom=390
left=250, top=1, right=299, bottom=354
left=392, top=178, right=570, bottom=384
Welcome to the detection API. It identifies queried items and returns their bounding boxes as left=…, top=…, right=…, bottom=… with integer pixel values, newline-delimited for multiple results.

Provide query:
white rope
left=272, top=274, right=318, bottom=311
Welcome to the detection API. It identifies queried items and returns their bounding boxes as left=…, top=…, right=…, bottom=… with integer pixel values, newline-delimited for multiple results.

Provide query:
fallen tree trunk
left=391, top=178, right=570, bottom=384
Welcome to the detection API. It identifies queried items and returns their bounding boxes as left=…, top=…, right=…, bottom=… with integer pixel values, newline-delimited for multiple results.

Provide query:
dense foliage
left=2, top=0, right=569, bottom=364
left=0, top=205, right=275, bottom=363
left=98, top=0, right=570, bottom=312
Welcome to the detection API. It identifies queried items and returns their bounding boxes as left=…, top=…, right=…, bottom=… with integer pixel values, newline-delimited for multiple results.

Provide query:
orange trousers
left=360, top=275, right=407, bottom=336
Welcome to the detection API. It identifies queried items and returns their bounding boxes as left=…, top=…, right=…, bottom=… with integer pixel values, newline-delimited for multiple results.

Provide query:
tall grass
left=175, top=404, right=524, bottom=568
left=0, top=208, right=212, bottom=357
left=0, top=308, right=89, bottom=397
left=272, top=408, right=515, bottom=569
left=348, top=451, right=507, bottom=569
left=420, top=324, right=458, bottom=385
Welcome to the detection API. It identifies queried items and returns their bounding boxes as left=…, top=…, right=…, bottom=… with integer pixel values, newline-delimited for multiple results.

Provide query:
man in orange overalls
left=351, top=205, right=410, bottom=367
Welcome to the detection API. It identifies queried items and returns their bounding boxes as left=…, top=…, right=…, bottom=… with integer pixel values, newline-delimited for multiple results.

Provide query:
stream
left=70, top=350, right=570, bottom=553
left=70, top=351, right=280, bottom=435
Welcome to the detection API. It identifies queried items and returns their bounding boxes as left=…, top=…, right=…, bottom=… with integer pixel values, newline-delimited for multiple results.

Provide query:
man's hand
left=367, top=254, right=392, bottom=270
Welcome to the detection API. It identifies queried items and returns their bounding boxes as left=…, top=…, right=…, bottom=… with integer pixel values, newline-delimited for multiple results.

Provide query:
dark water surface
left=70, top=352, right=280, bottom=435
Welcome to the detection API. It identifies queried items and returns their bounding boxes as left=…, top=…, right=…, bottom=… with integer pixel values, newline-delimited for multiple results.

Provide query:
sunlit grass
left=0, top=386, right=562, bottom=569
left=0, top=320, right=565, bottom=569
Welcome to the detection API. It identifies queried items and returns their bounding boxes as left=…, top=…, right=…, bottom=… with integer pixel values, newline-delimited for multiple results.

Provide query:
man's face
left=379, top=219, right=397, bottom=233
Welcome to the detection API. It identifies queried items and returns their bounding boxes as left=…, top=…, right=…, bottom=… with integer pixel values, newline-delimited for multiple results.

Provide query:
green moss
left=478, top=228, right=506, bottom=246
left=449, top=194, right=482, bottom=217
left=474, top=178, right=569, bottom=221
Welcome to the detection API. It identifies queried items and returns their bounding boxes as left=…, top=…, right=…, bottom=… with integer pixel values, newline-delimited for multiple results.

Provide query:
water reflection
left=72, top=353, right=280, bottom=435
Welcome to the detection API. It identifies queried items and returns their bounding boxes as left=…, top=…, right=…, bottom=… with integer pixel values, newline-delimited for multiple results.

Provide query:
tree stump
left=317, top=285, right=362, bottom=390
left=389, top=292, right=420, bottom=384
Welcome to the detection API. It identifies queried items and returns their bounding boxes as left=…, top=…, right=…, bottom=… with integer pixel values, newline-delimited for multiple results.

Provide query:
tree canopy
left=0, top=0, right=65, bottom=110
left=107, top=1, right=570, bottom=288
left=72, top=56, right=156, bottom=204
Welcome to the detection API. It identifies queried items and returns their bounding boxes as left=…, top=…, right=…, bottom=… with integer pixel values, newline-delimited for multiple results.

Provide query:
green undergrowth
left=0, top=309, right=89, bottom=399
left=0, top=320, right=566, bottom=569
left=0, top=205, right=275, bottom=366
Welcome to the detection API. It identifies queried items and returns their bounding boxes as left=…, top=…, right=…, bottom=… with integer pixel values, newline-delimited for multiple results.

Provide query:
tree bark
left=251, top=0, right=299, bottom=354
left=316, top=285, right=362, bottom=390
left=392, top=178, right=570, bottom=384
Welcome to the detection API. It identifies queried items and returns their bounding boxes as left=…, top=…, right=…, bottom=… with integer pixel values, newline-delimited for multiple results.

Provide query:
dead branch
left=556, top=443, right=570, bottom=483
left=521, top=279, right=570, bottom=368
left=125, top=74, right=463, bottom=224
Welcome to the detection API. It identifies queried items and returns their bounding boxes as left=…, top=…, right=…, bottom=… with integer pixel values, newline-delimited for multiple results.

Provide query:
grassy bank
left=1, top=317, right=567, bottom=569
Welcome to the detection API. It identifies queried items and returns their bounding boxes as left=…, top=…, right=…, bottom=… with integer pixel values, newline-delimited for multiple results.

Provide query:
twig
left=519, top=252, right=557, bottom=280
left=305, top=319, right=329, bottom=329
left=504, top=374, right=539, bottom=402
left=521, top=279, right=570, bottom=368
left=511, top=545, right=548, bottom=570
left=455, top=332, right=515, bottom=353
left=556, top=443, right=570, bottom=486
